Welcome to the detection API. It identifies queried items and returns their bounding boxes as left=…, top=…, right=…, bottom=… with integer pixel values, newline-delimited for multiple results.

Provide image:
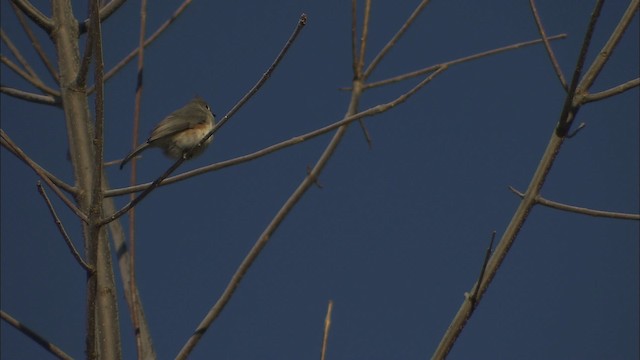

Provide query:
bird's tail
left=119, top=142, right=151, bottom=169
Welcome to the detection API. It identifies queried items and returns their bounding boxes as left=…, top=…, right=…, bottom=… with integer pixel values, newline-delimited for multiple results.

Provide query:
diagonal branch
left=528, top=0, right=568, bottom=91
left=363, top=0, right=432, bottom=79
left=582, top=77, right=640, bottom=103
left=578, top=0, right=640, bottom=92
left=320, top=300, right=334, bottom=360
left=78, top=0, right=129, bottom=33
left=10, top=1, right=59, bottom=84
left=1, top=28, right=39, bottom=80
left=1, top=54, right=60, bottom=96
left=509, top=186, right=640, bottom=220
left=0, top=86, right=59, bottom=105
left=0, top=129, right=84, bottom=221
left=0, top=310, right=73, bottom=360
left=9, top=0, right=53, bottom=33
left=361, top=34, right=566, bottom=90
left=555, top=0, right=605, bottom=137
left=36, top=182, right=93, bottom=272
left=90, top=0, right=195, bottom=93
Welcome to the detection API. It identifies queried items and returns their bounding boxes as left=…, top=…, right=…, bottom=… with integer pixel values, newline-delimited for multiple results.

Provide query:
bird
left=120, top=97, right=216, bottom=169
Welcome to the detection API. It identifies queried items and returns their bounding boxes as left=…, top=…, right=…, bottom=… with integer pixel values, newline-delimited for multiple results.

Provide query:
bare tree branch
left=582, top=77, right=640, bottom=103
left=78, top=0, right=129, bottom=33
left=320, top=300, right=334, bottom=360
left=555, top=0, right=605, bottom=137
left=363, top=0, right=432, bottom=79
left=360, top=34, right=566, bottom=90
left=509, top=186, right=640, bottom=220
left=0, top=310, right=74, bottom=360
left=36, top=182, right=93, bottom=272
left=0, top=86, right=59, bottom=105
left=578, top=0, right=640, bottom=92
left=0, top=129, right=84, bottom=221
left=1, top=54, right=60, bottom=96
left=1, top=28, right=38, bottom=79
left=90, top=0, right=195, bottom=93
left=9, top=0, right=53, bottom=33
left=528, top=0, right=568, bottom=90
left=10, top=1, right=59, bottom=83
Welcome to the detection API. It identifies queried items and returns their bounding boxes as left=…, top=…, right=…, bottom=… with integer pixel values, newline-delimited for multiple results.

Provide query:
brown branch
left=578, top=0, right=640, bottom=92
left=351, top=0, right=358, bottom=77
left=360, top=34, right=567, bottom=90
left=555, top=0, right=605, bottom=137
left=0, top=130, right=84, bottom=221
left=90, top=0, right=195, bottom=93
left=78, top=0, right=128, bottom=33
left=509, top=186, right=640, bottom=220
left=0, top=310, right=73, bottom=360
left=363, top=0, right=432, bottom=79
left=10, top=1, right=59, bottom=84
left=36, top=183, right=93, bottom=272
left=0, top=86, right=59, bottom=105
left=129, top=0, right=149, bottom=357
left=1, top=28, right=38, bottom=80
left=466, top=232, right=496, bottom=305
left=1, top=54, right=60, bottom=96
left=9, top=0, right=53, bottom=33
left=320, top=300, right=334, bottom=360
left=528, top=0, right=568, bottom=91
left=582, top=77, right=640, bottom=104
left=355, top=0, right=374, bottom=148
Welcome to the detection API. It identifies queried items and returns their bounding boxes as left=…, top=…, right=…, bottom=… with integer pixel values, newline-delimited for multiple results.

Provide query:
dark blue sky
left=2, top=1, right=638, bottom=359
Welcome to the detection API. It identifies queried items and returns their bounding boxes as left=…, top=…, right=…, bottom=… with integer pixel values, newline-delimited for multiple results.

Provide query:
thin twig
left=78, top=0, right=128, bottom=33
left=355, top=0, right=374, bottom=148
left=528, top=0, right=568, bottom=91
left=363, top=0, right=432, bottom=79
left=1, top=28, right=38, bottom=79
left=555, top=0, right=605, bottom=137
left=467, top=231, right=496, bottom=305
left=0, top=86, right=59, bottom=105
left=10, top=1, right=59, bottom=84
left=578, top=0, right=640, bottom=92
left=582, top=77, right=640, bottom=103
left=351, top=0, right=358, bottom=77
left=90, top=0, right=194, bottom=93
left=9, top=0, right=53, bottom=32
left=509, top=186, right=640, bottom=220
left=320, top=300, right=334, bottom=360
left=1, top=54, right=60, bottom=96
left=129, top=0, right=148, bottom=357
left=0, top=310, right=74, bottom=360
left=0, top=130, right=84, bottom=221
left=359, top=34, right=567, bottom=90
left=36, top=182, right=93, bottom=272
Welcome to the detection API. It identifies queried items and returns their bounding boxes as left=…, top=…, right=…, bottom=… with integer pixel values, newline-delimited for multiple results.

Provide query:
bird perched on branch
left=120, top=97, right=216, bottom=169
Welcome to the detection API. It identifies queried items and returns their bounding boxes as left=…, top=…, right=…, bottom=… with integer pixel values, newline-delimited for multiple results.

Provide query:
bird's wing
left=147, top=105, right=210, bottom=143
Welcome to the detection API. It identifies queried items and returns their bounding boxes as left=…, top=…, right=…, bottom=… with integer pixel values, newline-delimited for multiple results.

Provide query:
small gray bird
left=120, top=97, right=216, bottom=169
